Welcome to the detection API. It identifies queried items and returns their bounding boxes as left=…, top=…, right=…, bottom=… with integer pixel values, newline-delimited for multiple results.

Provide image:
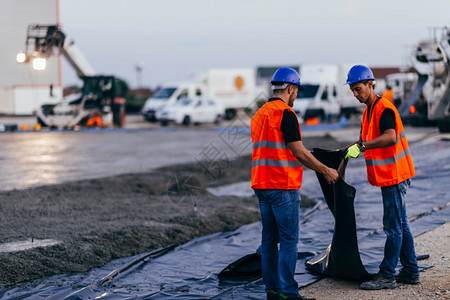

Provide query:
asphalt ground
left=0, top=113, right=440, bottom=192
left=0, top=113, right=448, bottom=299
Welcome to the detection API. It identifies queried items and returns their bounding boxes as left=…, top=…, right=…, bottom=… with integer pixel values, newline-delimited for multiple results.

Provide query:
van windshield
left=297, top=84, right=319, bottom=99
left=153, top=88, right=177, bottom=99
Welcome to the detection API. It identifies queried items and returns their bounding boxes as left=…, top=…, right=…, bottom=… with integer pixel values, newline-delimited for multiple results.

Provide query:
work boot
left=360, top=274, right=396, bottom=290
left=266, top=289, right=278, bottom=300
left=396, top=269, right=420, bottom=284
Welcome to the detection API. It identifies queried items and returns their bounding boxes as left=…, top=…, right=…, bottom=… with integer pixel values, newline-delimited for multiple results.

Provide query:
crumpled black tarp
left=219, top=149, right=371, bottom=282
left=218, top=253, right=261, bottom=280
left=305, top=149, right=371, bottom=281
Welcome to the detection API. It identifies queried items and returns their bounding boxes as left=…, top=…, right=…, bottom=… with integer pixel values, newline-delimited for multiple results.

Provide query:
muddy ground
left=0, top=136, right=348, bottom=286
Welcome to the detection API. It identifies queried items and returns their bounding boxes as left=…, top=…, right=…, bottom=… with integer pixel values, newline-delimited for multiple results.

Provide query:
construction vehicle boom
left=18, top=24, right=126, bottom=128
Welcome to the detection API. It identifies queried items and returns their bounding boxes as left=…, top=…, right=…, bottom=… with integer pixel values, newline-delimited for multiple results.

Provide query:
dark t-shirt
left=365, top=98, right=396, bottom=134
left=268, top=98, right=302, bottom=143
left=379, top=109, right=396, bottom=133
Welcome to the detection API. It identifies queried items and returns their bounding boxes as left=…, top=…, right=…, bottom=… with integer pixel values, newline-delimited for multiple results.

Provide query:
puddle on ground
left=208, top=181, right=253, bottom=197
left=0, top=239, right=61, bottom=253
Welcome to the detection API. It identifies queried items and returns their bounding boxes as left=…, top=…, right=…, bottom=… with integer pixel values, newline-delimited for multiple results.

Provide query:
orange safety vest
left=361, top=96, right=415, bottom=187
left=251, top=100, right=303, bottom=190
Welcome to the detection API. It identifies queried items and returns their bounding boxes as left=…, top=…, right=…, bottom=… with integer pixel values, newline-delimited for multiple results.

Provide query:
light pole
left=135, top=63, right=143, bottom=88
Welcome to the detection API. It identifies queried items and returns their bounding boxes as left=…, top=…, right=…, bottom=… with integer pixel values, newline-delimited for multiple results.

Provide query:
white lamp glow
left=16, top=51, right=27, bottom=63
left=32, top=57, right=47, bottom=70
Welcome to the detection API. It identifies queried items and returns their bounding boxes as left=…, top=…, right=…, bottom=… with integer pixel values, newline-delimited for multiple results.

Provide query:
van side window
left=177, top=89, right=189, bottom=99
left=332, top=86, right=337, bottom=97
left=196, top=89, right=202, bottom=96
left=321, top=87, right=328, bottom=101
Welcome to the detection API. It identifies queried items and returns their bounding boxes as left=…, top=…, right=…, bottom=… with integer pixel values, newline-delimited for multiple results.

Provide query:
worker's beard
left=289, top=93, right=296, bottom=107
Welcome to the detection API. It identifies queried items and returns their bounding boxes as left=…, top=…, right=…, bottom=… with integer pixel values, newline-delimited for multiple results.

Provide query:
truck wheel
left=225, top=109, right=236, bottom=120
left=37, top=117, right=47, bottom=127
left=304, top=109, right=325, bottom=121
left=409, top=116, right=424, bottom=127
left=183, top=116, right=191, bottom=126
left=144, top=116, right=157, bottom=122
left=319, top=110, right=326, bottom=122
left=438, top=120, right=450, bottom=133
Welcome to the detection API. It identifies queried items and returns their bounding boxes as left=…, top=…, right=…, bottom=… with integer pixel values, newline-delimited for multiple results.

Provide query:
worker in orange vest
left=343, top=65, right=418, bottom=290
left=251, top=67, right=338, bottom=300
left=382, top=85, right=395, bottom=105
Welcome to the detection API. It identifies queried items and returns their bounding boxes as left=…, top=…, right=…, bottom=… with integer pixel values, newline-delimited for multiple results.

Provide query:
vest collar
left=268, top=97, right=284, bottom=102
left=367, top=95, right=381, bottom=123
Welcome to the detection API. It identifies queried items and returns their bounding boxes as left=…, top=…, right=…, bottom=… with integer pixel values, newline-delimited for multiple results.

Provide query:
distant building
left=371, top=67, right=401, bottom=80
left=370, top=66, right=402, bottom=94
left=0, top=0, right=62, bottom=115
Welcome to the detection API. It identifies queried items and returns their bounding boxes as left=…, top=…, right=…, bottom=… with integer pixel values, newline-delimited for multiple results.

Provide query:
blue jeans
left=379, top=179, right=419, bottom=278
left=254, top=189, right=300, bottom=298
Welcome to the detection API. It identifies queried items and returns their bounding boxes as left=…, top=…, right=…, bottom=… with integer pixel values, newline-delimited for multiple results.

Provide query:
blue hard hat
left=271, top=67, right=304, bottom=90
left=345, top=65, right=375, bottom=85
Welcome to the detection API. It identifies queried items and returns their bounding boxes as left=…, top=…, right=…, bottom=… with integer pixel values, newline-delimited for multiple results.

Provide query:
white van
left=156, top=97, right=224, bottom=126
left=141, top=83, right=203, bottom=122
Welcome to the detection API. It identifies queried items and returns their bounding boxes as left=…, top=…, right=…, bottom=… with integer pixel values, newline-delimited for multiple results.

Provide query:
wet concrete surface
left=0, top=114, right=439, bottom=192
left=0, top=115, right=255, bottom=191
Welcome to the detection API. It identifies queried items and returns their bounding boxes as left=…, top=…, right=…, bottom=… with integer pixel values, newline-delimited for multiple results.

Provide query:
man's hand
left=345, top=144, right=361, bottom=159
left=323, top=167, right=339, bottom=185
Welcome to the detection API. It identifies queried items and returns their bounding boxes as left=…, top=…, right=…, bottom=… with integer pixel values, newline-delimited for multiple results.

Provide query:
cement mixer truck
left=400, top=26, right=450, bottom=132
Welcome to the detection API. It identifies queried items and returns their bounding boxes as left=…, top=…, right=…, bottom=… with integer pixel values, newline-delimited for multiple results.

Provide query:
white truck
left=142, top=68, right=258, bottom=121
left=292, top=64, right=364, bottom=122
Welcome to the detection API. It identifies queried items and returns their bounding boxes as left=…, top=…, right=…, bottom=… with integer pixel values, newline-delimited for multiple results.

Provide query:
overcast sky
left=60, top=0, right=450, bottom=89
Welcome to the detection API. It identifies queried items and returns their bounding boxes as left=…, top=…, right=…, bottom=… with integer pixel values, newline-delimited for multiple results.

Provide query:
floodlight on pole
left=16, top=51, right=28, bottom=63
left=32, top=57, right=47, bottom=70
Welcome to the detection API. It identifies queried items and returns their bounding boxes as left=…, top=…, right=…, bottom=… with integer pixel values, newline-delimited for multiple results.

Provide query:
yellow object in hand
left=345, top=144, right=361, bottom=159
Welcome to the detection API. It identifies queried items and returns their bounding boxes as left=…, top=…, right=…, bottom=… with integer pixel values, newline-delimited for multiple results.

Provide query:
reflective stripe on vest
left=253, top=140, right=288, bottom=150
left=252, top=158, right=303, bottom=168
left=365, top=148, right=411, bottom=166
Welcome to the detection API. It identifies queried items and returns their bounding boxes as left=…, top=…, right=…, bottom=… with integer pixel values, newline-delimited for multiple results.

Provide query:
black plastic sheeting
left=305, top=149, right=371, bottom=281
left=0, top=137, right=449, bottom=299
left=217, top=149, right=371, bottom=282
